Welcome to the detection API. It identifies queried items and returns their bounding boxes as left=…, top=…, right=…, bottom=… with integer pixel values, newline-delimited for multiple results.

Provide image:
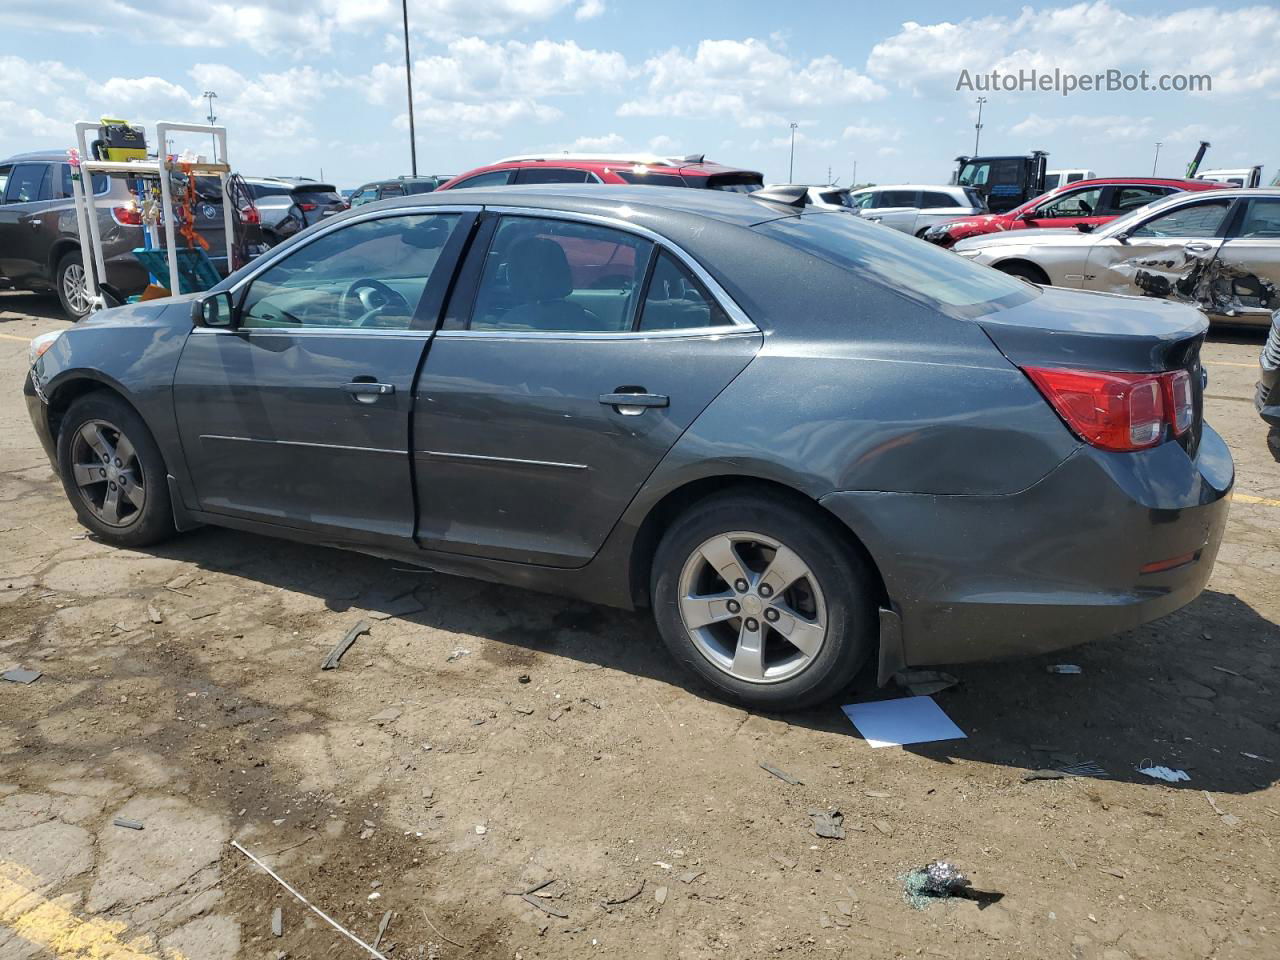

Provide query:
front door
left=412, top=213, right=762, bottom=567
left=1083, top=196, right=1236, bottom=304
left=173, top=209, right=474, bottom=547
left=1018, top=184, right=1110, bottom=233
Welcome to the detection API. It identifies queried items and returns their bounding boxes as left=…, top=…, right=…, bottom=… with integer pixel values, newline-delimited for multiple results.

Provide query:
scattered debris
left=1212, top=665, right=1242, bottom=678
left=146, top=604, right=163, bottom=624
left=271, top=907, right=283, bottom=937
left=771, top=853, right=798, bottom=870
left=1022, top=769, right=1068, bottom=782
left=474, top=824, right=487, bottom=835
left=654, top=885, right=669, bottom=905
left=514, top=707, right=534, bottom=716
left=1046, top=664, right=1083, bottom=675
left=368, top=592, right=425, bottom=620
left=901, top=861, right=971, bottom=910
left=447, top=647, right=472, bottom=662
left=369, top=707, right=402, bottom=726
left=231, top=841, right=390, bottom=960
left=167, top=573, right=197, bottom=591
left=1060, top=760, right=1108, bottom=778
left=808, top=808, right=845, bottom=840
left=1138, top=765, right=1191, bottom=783
left=842, top=696, right=966, bottom=748
left=373, top=910, right=392, bottom=950
left=1204, top=791, right=1242, bottom=826
left=1, top=667, right=41, bottom=684
left=871, top=819, right=894, bottom=837
left=1242, top=752, right=1274, bottom=763
left=518, top=674, right=531, bottom=684
left=521, top=894, right=568, bottom=919
left=759, top=762, right=803, bottom=785
left=678, top=870, right=704, bottom=884
left=605, top=881, right=645, bottom=905
left=864, top=790, right=892, bottom=799
left=321, top=620, right=371, bottom=671
left=187, top=605, right=219, bottom=620
left=112, top=817, right=144, bottom=830
left=420, top=908, right=466, bottom=949
left=893, top=668, right=959, bottom=696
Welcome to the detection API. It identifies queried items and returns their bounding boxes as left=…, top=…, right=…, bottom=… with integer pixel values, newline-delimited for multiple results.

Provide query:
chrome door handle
left=600, top=391, right=669, bottom=416
left=1184, top=242, right=1212, bottom=253
left=343, top=381, right=394, bottom=404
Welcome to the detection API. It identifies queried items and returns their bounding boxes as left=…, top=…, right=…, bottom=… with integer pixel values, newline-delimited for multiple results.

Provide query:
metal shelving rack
left=68, top=121, right=235, bottom=307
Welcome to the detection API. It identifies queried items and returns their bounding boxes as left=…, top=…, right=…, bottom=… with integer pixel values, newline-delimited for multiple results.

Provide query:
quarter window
left=638, top=252, right=731, bottom=331
left=451, top=170, right=514, bottom=189
left=239, top=214, right=461, bottom=330
left=1236, top=198, right=1280, bottom=239
left=468, top=216, right=652, bottom=332
left=58, top=165, right=110, bottom=198
left=1131, top=200, right=1233, bottom=239
left=921, top=191, right=959, bottom=208
left=514, top=168, right=591, bottom=184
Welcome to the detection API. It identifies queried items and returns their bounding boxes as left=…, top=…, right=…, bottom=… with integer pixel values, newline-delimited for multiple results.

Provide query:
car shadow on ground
left=135, top=524, right=1280, bottom=798
left=0, top=291, right=69, bottom=324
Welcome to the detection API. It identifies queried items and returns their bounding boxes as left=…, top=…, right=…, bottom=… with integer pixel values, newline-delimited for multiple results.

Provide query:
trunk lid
left=979, top=285, right=1208, bottom=455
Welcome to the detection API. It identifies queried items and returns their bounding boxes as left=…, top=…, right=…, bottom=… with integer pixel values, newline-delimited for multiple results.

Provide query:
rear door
left=1082, top=196, right=1237, bottom=304
left=865, top=189, right=920, bottom=233
left=1206, top=196, right=1280, bottom=319
left=172, top=207, right=476, bottom=547
left=411, top=211, right=762, bottom=567
left=0, top=162, right=55, bottom=284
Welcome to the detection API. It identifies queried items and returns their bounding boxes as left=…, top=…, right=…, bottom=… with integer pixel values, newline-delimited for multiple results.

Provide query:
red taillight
left=1023, top=366, right=1194, bottom=452
left=239, top=204, right=261, bottom=225
left=111, top=205, right=142, bottom=225
left=298, top=202, right=317, bottom=212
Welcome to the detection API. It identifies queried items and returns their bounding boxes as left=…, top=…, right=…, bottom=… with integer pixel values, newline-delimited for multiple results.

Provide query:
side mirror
left=1114, top=232, right=1129, bottom=245
left=1075, top=222, right=1095, bottom=233
left=193, top=291, right=236, bottom=328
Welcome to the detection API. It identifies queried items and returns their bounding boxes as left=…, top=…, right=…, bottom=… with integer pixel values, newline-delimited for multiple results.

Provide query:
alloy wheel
left=677, top=531, right=828, bottom=684
left=69, top=419, right=146, bottom=527
left=63, top=262, right=89, bottom=315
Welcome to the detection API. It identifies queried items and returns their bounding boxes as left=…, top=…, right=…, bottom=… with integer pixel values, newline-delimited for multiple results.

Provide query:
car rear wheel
left=56, top=392, right=176, bottom=547
left=55, top=250, right=92, bottom=320
left=650, top=494, right=875, bottom=711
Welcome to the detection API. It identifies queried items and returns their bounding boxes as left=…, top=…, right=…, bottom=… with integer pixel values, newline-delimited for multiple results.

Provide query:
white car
left=840, top=185, right=985, bottom=236
left=1043, top=168, right=1097, bottom=191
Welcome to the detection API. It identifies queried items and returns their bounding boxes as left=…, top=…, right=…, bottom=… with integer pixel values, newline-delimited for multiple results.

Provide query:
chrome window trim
left=434, top=328, right=759, bottom=342
left=189, top=326, right=433, bottom=338
left=199, top=434, right=405, bottom=455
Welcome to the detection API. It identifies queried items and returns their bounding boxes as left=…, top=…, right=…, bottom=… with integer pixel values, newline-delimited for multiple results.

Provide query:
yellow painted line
left=0, top=332, right=33, bottom=343
left=1206, top=360, right=1261, bottom=368
left=0, top=861, right=184, bottom=959
left=1235, top=492, right=1280, bottom=507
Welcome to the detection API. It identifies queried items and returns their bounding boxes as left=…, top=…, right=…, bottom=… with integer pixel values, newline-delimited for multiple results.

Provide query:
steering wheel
left=341, top=278, right=413, bottom=327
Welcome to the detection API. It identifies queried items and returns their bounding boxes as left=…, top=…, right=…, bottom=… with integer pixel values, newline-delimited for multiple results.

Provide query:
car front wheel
left=650, top=494, right=875, bottom=711
left=56, top=392, right=176, bottom=547
left=55, top=250, right=92, bottom=320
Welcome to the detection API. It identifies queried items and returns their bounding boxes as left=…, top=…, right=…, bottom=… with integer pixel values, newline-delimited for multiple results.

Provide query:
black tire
left=995, top=261, right=1050, bottom=285
left=56, top=391, right=177, bottom=547
left=650, top=493, right=876, bottom=711
left=1268, top=426, right=1280, bottom=463
left=55, top=250, right=92, bottom=320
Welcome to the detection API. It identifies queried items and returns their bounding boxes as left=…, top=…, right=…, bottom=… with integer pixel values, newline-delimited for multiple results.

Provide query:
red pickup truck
left=923, top=177, right=1224, bottom=248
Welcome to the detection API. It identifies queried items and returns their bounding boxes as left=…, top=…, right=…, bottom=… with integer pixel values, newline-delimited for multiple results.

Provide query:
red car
left=437, top=153, right=763, bottom=193
left=923, top=177, right=1224, bottom=248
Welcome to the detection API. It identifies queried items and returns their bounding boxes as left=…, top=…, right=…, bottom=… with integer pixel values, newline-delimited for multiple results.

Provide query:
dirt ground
left=1, top=289, right=1277, bottom=960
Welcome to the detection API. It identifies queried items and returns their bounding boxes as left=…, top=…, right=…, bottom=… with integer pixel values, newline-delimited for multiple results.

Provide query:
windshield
left=759, top=211, right=1036, bottom=318
left=957, top=162, right=989, bottom=186
left=250, top=183, right=291, bottom=198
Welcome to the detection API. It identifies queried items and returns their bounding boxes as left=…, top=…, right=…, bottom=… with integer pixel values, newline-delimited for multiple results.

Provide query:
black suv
left=349, top=176, right=447, bottom=207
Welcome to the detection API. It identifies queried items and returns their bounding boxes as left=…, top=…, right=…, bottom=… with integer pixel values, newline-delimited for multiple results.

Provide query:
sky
left=2, top=0, right=1277, bottom=189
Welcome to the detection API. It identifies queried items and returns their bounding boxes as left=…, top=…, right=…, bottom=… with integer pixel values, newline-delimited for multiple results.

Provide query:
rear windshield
left=401, top=180, right=437, bottom=194
left=250, top=183, right=292, bottom=198
left=706, top=174, right=764, bottom=193
left=759, top=212, right=1036, bottom=318
left=617, top=171, right=688, bottom=187
left=294, top=185, right=342, bottom=201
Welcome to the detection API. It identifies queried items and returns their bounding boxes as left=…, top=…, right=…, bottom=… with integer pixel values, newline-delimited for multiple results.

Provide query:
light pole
left=852, top=159, right=857, bottom=186
left=1152, top=141, right=1162, bottom=176
left=788, top=121, right=798, bottom=182
left=202, top=91, right=218, bottom=159
left=401, top=0, right=418, bottom=176
left=973, top=97, right=987, bottom=156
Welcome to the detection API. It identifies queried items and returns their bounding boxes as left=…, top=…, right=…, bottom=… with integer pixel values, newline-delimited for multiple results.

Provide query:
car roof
left=846, top=184, right=965, bottom=192
left=1053, top=177, right=1223, bottom=189
left=342, top=183, right=795, bottom=229
left=443, top=156, right=761, bottom=186
left=1, top=150, right=68, bottom=163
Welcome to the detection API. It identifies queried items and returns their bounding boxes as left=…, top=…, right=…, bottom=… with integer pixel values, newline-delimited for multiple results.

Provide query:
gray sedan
left=24, top=185, right=1233, bottom=710
left=954, top=187, right=1280, bottom=326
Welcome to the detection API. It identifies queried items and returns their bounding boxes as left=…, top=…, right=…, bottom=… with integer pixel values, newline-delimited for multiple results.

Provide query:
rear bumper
left=819, top=424, right=1233, bottom=666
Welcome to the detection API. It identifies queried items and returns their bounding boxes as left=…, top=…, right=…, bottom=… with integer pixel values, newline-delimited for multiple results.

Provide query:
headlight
left=28, top=330, right=63, bottom=368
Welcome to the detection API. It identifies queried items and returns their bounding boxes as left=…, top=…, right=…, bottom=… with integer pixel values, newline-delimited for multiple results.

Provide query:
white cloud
left=1011, top=112, right=1152, bottom=141
left=618, top=38, right=884, bottom=129
left=574, top=0, right=605, bottom=20
left=842, top=121, right=902, bottom=143
left=868, top=1, right=1280, bottom=95
left=562, top=133, right=627, bottom=151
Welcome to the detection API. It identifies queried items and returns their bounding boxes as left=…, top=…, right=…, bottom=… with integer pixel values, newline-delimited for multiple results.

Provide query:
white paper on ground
left=1138, top=765, right=1190, bottom=783
left=841, top=695, right=967, bottom=748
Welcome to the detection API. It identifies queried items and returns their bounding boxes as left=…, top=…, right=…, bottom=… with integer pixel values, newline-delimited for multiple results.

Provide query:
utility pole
left=202, top=91, right=218, bottom=160
left=852, top=159, right=857, bottom=186
left=1152, top=141, right=1162, bottom=176
left=788, top=121, right=798, bottom=182
left=401, top=0, right=418, bottom=176
left=973, top=97, right=987, bottom=156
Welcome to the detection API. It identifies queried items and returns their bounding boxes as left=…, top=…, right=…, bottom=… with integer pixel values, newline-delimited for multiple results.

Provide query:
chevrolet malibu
left=24, top=185, right=1233, bottom=711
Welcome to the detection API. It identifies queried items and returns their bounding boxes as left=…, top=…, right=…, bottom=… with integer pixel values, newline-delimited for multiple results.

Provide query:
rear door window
left=878, top=189, right=919, bottom=208
left=451, top=170, right=515, bottom=189
left=637, top=252, right=731, bottom=331
left=514, top=168, right=591, bottom=184
left=5, top=163, right=51, bottom=203
left=1107, top=185, right=1169, bottom=214
left=468, top=216, right=652, bottom=332
left=921, top=191, right=959, bottom=208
